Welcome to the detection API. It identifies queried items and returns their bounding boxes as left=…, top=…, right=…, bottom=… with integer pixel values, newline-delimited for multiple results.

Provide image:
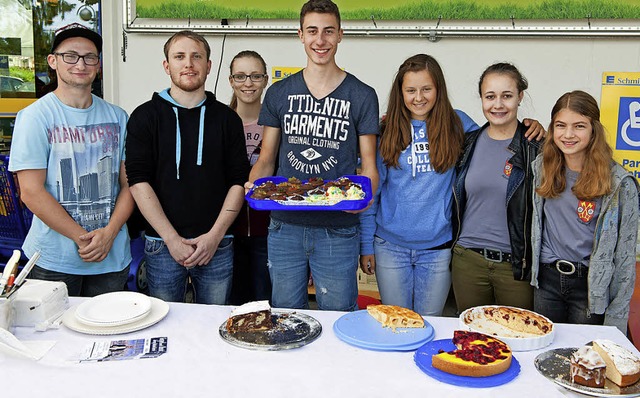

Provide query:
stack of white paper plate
left=75, top=291, right=152, bottom=327
left=63, top=292, right=169, bottom=335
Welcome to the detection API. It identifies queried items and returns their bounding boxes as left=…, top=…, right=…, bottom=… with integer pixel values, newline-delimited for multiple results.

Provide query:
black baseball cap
left=51, top=23, right=102, bottom=54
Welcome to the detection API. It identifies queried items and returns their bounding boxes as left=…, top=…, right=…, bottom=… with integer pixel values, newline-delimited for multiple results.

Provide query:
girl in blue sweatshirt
left=359, top=54, right=478, bottom=315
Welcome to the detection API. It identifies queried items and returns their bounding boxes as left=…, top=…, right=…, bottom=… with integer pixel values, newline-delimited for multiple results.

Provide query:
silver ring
left=556, top=260, right=576, bottom=275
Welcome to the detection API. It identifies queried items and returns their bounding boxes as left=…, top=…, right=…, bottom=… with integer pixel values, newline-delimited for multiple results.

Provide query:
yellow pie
left=366, top=304, right=425, bottom=331
left=432, top=330, right=512, bottom=377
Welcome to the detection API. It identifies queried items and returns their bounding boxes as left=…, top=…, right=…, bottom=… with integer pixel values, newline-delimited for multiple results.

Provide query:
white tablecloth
left=4, top=299, right=637, bottom=398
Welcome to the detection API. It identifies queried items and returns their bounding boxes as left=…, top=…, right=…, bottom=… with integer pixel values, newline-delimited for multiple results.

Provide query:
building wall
left=102, top=3, right=640, bottom=127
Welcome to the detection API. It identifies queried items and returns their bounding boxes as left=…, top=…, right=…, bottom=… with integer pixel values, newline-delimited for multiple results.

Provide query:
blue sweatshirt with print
left=359, top=110, right=478, bottom=255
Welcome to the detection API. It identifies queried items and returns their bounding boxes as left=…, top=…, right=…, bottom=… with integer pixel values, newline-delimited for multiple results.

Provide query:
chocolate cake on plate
left=226, top=300, right=273, bottom=334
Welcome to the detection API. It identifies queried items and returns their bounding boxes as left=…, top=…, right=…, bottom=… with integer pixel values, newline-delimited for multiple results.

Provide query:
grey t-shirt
left=540, top=169, right=601, bottom=265
left=458, top=129, right=513, bottom=253
left=259, top=71, right=379, bottom=227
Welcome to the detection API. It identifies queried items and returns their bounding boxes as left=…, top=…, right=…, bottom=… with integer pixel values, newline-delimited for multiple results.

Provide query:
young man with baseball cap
left=8, top=24, right=134, bottom=296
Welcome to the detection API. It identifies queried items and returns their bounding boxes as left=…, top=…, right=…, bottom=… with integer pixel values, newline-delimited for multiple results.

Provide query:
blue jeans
left=534, top=262, right=604, bottom=325
left=30, top=264, right=130, bottom=297
left=374, top=236, right=451, bottom=316
left=267, top=219, right=359, bottom=311
left=144, top=237, right=233, bottom=305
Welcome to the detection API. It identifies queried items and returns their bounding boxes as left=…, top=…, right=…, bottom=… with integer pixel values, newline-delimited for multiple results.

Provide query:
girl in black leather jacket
left=452, top=63, right=541, bottom=313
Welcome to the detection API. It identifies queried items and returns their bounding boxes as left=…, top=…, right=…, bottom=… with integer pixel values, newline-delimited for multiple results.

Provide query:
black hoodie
left=126, top=90, right=250, bottom=238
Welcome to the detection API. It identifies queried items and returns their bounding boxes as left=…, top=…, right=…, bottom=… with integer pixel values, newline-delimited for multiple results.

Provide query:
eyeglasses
left=54, top=52, right=100, bottom=66
left=231, top=74, right=267, bottom=83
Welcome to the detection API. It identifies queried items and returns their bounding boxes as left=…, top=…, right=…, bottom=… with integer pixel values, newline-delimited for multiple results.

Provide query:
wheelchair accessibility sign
left=601, top=72, right=640, bottom=181
left=616, top=97, right=640, bottom=150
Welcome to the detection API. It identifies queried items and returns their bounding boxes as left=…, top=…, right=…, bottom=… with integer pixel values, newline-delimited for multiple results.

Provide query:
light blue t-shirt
left=8, top=93, right=131, bottom=275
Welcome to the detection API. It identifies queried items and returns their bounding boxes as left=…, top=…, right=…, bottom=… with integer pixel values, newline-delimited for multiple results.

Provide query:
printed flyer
left=77, top=337, right=168, bottom=362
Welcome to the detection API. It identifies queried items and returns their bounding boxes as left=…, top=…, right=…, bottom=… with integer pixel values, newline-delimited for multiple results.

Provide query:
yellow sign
left=0, top=98, right=37, bottom=117
left=271, top=66, right=303, bottom=84
left=601, top=72, right=640, bottom=182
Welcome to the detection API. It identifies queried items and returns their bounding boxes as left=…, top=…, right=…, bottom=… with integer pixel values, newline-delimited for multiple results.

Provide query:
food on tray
left=345, top=185, right=365, bottom=200
left=366, top=304, right=425, bottom=332
left=307, top=176, right=324, bottom=186
left=226, top=300, right=273, bottom=334
left=250, top=176, right=365, bottom=205
left=462, top=306, right=553, bottom=338
left=592, top=340, right=640, bottom=387
left=431, top=330, right=512, bottom=377
left=570, top=345, right=606, bottom=388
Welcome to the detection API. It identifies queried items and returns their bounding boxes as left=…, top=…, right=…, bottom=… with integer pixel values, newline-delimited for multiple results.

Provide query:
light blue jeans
left=267, top=219, right=359, bottom=311
left=374, top=236, right=451, bottom=316
left=144, top=237, right=233, bottom=305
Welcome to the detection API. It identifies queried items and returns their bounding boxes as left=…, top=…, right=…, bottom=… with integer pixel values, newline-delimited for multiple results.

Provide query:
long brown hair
left=229, top=50, right=267, bottom=111
left=536, top=90, right=613, bottom=200
left=379, top=54, right=463, bottom=172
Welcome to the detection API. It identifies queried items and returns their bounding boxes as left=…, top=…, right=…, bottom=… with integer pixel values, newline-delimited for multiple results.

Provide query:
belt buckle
left=483, top=248, right=502, bottom=263
left=555, top=260, right=576, bottom=275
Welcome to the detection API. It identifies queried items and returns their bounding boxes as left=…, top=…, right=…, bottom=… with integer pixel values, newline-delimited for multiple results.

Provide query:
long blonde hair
left=536, top=90, right=613, bottom=200
left=379, top=54, right=463, bottom=172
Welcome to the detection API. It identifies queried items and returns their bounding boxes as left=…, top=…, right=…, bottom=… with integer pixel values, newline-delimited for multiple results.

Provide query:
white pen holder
left=0, top=296, right=15, bottom=332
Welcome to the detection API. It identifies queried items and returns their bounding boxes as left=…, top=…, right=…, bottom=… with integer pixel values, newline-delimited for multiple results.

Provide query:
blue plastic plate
left=333, top=309, right=434, bottom=351
left=414, top=339, right=521, bottom=387
left=246, top=175, right=372, bottom=211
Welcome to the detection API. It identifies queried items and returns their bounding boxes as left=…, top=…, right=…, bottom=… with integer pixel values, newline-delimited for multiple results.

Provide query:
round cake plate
left=75, top=291, right=152, bottom=326
left=414, top=339, right=521, bottom=388
left=333, top=310, right=435, bottom=351
left=459, top=305, right=555, bottom=351
left=63, top=297, right=169, bottom=335
left=534, top=347, right=640, bottom=397
left=219, top=310, right=322, bottom=351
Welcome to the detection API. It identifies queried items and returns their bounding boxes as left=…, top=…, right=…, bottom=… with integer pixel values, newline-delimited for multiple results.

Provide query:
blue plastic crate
left=0, top=155, right=28, bottom=248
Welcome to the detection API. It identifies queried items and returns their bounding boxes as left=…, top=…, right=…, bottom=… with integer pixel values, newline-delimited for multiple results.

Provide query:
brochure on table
left=76, top=336, right=167, bottom=363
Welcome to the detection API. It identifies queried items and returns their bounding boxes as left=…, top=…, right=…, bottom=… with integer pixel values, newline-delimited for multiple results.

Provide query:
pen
left=0, top=250, right=21, bottom=294
left=3, top=257, right=20, bottom=294
left=4, top=275, right=15, bottom=294
left=13, top=251, right=40, bottom=288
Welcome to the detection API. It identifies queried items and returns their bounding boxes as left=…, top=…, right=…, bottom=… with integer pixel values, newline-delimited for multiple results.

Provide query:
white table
left=5, top=299, right=637, bottom=398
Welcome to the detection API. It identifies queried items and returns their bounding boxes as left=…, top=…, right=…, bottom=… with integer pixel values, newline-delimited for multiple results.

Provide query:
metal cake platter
left=534, top=348, right=640, bottom=397
left=219, top=310, right=322, bottom=351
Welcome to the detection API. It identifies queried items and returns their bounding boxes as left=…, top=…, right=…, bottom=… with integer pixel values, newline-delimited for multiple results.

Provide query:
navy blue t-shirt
left=259, top=71, right=379, bottom=227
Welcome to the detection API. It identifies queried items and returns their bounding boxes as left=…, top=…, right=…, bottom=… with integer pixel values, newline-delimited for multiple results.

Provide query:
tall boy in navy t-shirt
left=248, top=0, right=379, bottom=311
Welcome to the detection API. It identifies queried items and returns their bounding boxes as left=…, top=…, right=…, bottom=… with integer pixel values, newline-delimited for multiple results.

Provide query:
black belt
left=468, top=247, right=512, bottom=263
left=541, top=260, right=586, bottom=276
left=428, top=240, right=453, bottom=251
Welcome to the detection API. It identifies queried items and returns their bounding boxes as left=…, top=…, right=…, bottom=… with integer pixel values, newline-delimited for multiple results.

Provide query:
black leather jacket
left=453, top=121, right=540, bottom=281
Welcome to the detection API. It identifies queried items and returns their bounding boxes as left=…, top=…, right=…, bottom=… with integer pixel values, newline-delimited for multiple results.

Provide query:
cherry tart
left=432, top=330, right=512, bottom=377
